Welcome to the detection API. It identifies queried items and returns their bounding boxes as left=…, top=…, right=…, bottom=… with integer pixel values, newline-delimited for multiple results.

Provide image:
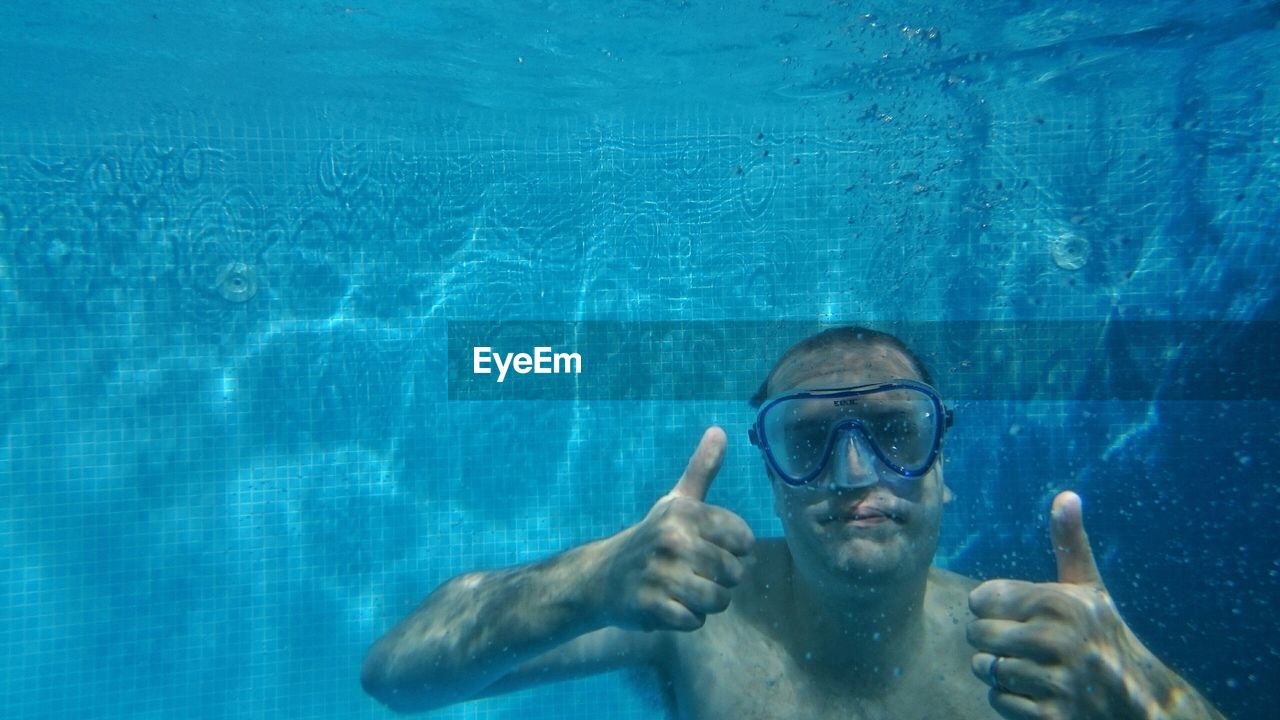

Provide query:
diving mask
left=748, top=379, right=952, bottom=487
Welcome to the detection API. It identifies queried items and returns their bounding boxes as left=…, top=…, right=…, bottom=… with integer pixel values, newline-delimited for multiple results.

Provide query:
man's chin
left=787, top=519, right=930, bottom=582
left=824, top=541, right=909, bottom=581
left=828, top=528, right=942, bottom=581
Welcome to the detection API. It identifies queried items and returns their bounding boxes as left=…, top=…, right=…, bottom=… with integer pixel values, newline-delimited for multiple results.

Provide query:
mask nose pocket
left=824, top=423, right=880, bottom=489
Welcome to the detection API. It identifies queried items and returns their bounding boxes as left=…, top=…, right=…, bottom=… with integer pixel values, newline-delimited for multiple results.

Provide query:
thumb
left=669, top=426, right=727, bottom=502
left=1050, top=491, right=1104, bottom=587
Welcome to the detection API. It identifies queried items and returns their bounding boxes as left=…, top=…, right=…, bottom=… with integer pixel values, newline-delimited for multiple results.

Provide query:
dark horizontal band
left=446, top=320, right=1280, bottom=402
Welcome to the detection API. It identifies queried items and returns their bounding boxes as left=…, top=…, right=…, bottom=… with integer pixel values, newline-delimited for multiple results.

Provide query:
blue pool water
left=1, top=2, right=1277, bottom=719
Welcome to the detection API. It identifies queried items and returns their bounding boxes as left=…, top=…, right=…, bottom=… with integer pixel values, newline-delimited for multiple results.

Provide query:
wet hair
left=749, top=325, right=936, bottom=409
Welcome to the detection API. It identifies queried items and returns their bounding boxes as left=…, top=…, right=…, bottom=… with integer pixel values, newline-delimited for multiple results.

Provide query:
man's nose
left=826, top=428, right=879, bottom=489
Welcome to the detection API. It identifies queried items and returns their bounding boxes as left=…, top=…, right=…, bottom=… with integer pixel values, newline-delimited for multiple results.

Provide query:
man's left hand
left=966, top=491, right=1168, bottom=720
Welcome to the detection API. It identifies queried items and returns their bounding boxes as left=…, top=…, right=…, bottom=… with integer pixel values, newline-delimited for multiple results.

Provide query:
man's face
left=765, top=343, right=950, bottom=589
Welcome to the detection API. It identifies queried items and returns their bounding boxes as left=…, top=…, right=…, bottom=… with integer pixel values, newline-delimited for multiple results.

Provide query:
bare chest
left=665, top=618, right=997, bottom=720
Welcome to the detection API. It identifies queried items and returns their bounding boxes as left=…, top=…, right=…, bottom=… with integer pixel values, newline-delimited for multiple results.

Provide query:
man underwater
left=362, top=326, right=1225, bottom=719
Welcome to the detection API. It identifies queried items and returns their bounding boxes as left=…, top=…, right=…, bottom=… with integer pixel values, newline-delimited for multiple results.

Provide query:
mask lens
left=761, top=385, right=940, bottom=482
left=767, top=403, right=829, bottom=480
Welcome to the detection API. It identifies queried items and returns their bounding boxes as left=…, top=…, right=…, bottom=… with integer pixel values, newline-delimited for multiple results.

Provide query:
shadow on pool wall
left=1, top=3, right=1277, bottom=720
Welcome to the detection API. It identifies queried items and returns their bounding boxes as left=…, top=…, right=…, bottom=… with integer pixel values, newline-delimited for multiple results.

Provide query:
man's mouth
left=830, top=505, right=902, bottom=524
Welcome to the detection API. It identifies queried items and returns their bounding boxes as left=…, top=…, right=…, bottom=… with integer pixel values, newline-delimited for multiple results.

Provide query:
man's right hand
left=594, top=426, right=756, bottom=632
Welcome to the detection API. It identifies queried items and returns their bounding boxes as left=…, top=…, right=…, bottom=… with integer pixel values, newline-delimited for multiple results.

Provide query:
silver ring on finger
left=988, top=655, right=1012, bottom=694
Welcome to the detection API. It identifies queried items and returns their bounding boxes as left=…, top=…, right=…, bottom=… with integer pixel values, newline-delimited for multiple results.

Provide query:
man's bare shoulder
left=656, top=537, right=791, bottom=659
left=925, top=566, right=982, bottom=650
left=653, top=538, right=807, bottom=718
left=928, top=566, right=980, bottom=605
left=931, top=566, right=977, bottom=617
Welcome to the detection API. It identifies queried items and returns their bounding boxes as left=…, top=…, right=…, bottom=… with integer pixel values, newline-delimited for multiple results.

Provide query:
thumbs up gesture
left=966, top=492, right=1192, bottom=720
left=594, top=426, right=756, bottom=632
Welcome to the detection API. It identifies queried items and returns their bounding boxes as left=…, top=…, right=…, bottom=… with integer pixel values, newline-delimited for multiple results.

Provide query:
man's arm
left=360, top=426, right=754, bottom=715
left=1118, top=643, right=1227, bottom=720
left=360, top=538, right=651, bottom=714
